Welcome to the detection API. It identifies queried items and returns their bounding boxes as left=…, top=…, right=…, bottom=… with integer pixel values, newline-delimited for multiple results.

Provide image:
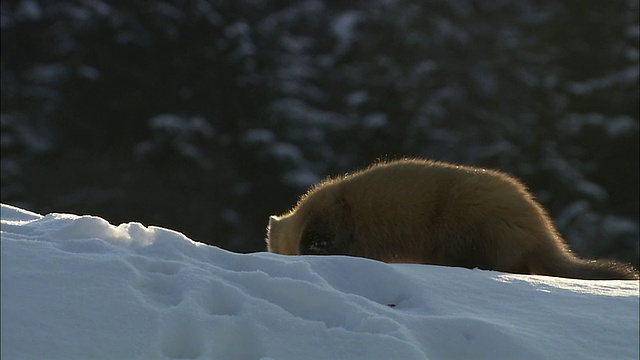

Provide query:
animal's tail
left=531, top=251, right=639, bottom=280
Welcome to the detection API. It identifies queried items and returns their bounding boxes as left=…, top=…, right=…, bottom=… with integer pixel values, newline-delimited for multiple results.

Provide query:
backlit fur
left=266, top=159, right=639, bottom=280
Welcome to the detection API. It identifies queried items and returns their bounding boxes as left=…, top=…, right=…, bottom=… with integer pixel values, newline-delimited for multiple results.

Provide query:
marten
left=266, top=158, right=639, bottom=280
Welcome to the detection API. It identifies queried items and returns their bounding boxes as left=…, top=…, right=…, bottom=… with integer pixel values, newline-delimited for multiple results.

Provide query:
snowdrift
left=1, top=203, right=638, bottom=360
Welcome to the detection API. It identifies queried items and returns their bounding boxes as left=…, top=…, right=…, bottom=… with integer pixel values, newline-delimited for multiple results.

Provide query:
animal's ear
left=298, top=211, right=352, bottom=255
left=265, top=215, right=279, bottom=248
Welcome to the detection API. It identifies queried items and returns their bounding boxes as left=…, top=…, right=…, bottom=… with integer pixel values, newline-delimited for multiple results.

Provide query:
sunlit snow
left=1, top=203, right=638, bottom=360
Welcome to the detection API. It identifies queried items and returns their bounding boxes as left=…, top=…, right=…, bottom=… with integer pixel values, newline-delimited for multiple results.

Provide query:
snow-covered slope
left=1, top=203, right=638, bottom=360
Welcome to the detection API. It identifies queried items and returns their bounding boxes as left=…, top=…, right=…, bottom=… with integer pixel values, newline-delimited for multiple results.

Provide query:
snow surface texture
left=1, top=204, right=638, bottom=360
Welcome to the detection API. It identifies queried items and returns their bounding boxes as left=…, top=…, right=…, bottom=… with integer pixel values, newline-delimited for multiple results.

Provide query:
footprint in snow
left=128, top=256, right=187, bottom=308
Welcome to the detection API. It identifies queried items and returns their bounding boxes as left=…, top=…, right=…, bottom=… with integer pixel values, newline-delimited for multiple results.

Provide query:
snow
left=330, top=11, right=361, bottom=57
left=1, top=203, right=638, bottom=360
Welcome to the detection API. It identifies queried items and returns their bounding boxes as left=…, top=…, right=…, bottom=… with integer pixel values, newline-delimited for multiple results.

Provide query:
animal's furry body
left=266, top=159, right=639, bottom=280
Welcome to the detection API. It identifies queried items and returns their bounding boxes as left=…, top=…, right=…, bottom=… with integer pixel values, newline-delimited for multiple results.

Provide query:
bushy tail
left=564, top=259, right=639, bottom=280
left=532, top=252, right=639, bottom=280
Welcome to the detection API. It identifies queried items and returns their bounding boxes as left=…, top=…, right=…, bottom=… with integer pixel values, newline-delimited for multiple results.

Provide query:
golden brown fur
left=266, top=159, right=639, bottom=280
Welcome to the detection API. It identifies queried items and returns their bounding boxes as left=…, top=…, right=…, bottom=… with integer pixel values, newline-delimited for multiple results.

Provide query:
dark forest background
left=2, top=0, right=638, bottom=267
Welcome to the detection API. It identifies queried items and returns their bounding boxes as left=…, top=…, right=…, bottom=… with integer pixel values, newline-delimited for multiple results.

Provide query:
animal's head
left=266, top=177, right=355, bottom=256
left=265, top=214, right=300, bottom=255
